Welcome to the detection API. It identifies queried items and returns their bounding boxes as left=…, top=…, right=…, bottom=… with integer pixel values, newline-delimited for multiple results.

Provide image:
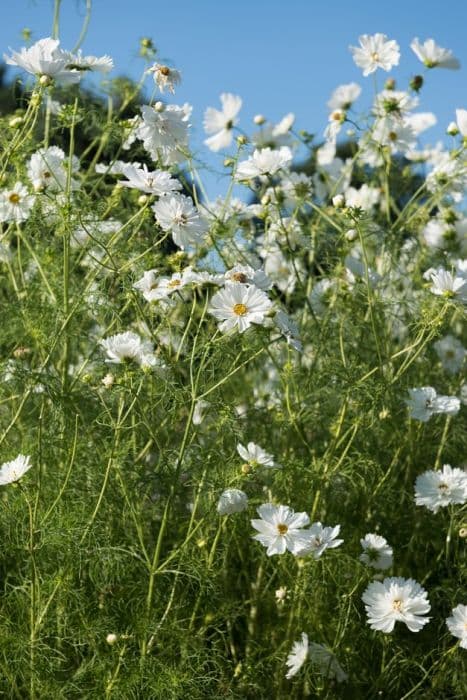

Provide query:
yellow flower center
left=233, top=303, right=248, bottom=316
left=232, top=272, right=248, bottom=283
left=371, top=52, right=380, bottom=62
left=168, top=279, right=181, bottom=288
left=438, top=482, right=449, bottom=491
left=392, top=599, right=402, bottom=612
left=277, top=523, right=288, bottom=536
left=8, top=193, right=21, bottom=204
left=159, top=65, right=170, bottom=76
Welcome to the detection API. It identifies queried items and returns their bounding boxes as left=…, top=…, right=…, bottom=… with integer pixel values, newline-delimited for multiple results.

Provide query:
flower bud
left=409, top=75, right=424, bottom=92
left=8, top=116, right=24, bottom=128
left=154, top=101, right=164, bottom=112
left=447, top=121, right=459, bottom=136
left=223, top=157, right=234, bottom=168
left=102, top=373, right=115, bottom=389
left=137, top=194, right=148, bottom=206
left=345, top=228, right=357, bottom=241
left=106, top=633, right=118, bottom=645
left=39, top=74, right=52, bottom=87
left=384, top=78, right=396, bottom=90
left=332, top=194, right=345, bottom=209
left=254, top=114, right=266, bottom=125
left=236, top=134, right=248, bottom=146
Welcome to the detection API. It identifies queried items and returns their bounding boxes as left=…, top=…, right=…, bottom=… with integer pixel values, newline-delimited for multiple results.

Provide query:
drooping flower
left=360, top=533, right=393, bottom=570
left=349, top=34, right=400, bottom=76
left=208, top=283, right=272, bottom=334
left=203, top=93, right=242, bottom=151
left=152, top=194, right=206, bottom=249
left=237, top=442, right=278, bottom=468
left=0, top=183, right=35, bottom=223
left=251, top=503, right=314, bottom=556
left=296, top=523, right=343, bottom=559
left=446, top=604, right=467, bottom=648
left=415, top=465, right=467, bottom=513
left=405, top=386, right=460, bottom=422
left=118, top=164, right=182, bottom=196
left=217, top=489, right=248, bottom=515
left=362, top=577, right=431, bottom=633
left=0, top=454, right=32, bottom=485
left=235, top=147, right=292, bottom=180
left=147, top=63, right=181, bottom=93
left=285, top=633, right=309, bottom=679
left=410, top=38, right=460, bottom=70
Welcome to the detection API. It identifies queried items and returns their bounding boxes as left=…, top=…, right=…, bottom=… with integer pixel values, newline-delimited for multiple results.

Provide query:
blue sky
left=1, top=0, right=466, bottom=198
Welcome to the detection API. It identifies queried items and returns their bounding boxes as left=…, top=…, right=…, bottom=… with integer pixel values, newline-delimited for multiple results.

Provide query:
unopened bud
left=241, top=463, right=251, bottom=475
left=137, top=194, right=148, bottom=206
left=223, top=157, right=234, bottom=168
left=254, top=114, right=266, bottom=125
left=39, top=74, right=52, bottom=87
left=154, top=101, right=164, bottom=112
left=106, top=633, right=118, bottom=645
left=261, top=194, right=271, bottom=206
left=236, top=134, right=248, bottom=146
left=102, top=373, right=115, bottom=389
left=345, top=228, right=357, bottom=241
left=332, top=194, right=345, bottom=209
left=447, top=121, right=459, bottom=136
left=9, top=116, right=24, bottom=128
left=384, top=78, right=396, bottom=90
left=409, top=75, right=424, bottom=92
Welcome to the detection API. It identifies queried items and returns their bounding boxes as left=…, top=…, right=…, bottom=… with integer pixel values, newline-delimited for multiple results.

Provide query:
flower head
left=411, top=38, right=460, bottom=69
left=296, top=522, right=343, bottom=559
left=362, top=577, right=431, bottom=633
left=446, top=604, right=467, bottom=649
left=217, top=489, right=248, bottom=515
left=135, top=103, right=191, bottom=165
left=405, top=386, right=460, bottom=422
left=434, top=335, right=466, bottom=374
left=153, top=194, right=206, bottom=249
left=350, top=34, right=400, bottom=76
left=147, top=63, right=181, bottom=93
left=100, top=331, right=158, bottom=369
left=251, top=503, right=313, bottom=557
left=237, top=442, right=278, bottom=468
left=0, top=183, right=35, bottom=223
left=119, top=164, right=182, bottom=196
left=415, top=465, right=467, bottom=513
left=360, top=533, right=393, bottom=570
left=204, top=93, right=242, bottom=152
left=327, top=82, right=362, bottom=111
left=0, top=454, right=32, bottom=485
left=285, top=632, right=309, bottom=679
left=208, top=283, right=272, bottom=334
left=235, top=147, right=292, bottom=180
left=426, top=266, right=467, bottom=301
left=4, top=37, right=81, bottom=84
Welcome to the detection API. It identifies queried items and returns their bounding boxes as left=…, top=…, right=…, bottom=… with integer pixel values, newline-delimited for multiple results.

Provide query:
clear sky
left=1, top=0, right=466, bottom=198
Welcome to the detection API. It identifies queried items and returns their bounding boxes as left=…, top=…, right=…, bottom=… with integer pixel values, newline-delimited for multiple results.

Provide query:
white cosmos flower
left=217, top=489, right=248, bottom=515
left=27, top=146, right=80, bottom=192
left=372, top=117, right=416, bottom=155
left=237, top=442, right=277, bottom=468
left=0, top=454, right=32, bottom=485
left=0, top=183, right=35, bottom=223
left=4, top=37, right=81, bottom=84
left=274, top=310, right=302, bottom=352
left=446, top=604, right=467, bottom=648
left=118, top=164, right=182, bottom=196
left=235, top=147, right=292, bottom=180
left=411, top=38, right=460, bottom=70
left=349, top=34, right=400, bottom=76
left=223, top=264, right=272, bottom=291
left=64, top=50, right=114, bottom=73
left=204, top=93, right=242, bottom=151
left=135, top=103, right=191, bottom=165
left=252, top=113, right=295, bottom=149
left=296, top=523, right=343, bottom=559
left=152, top=194, right=206, bottom=249
left=415, top=465, right=467, bottom=513
left=344, top=184, right=380, bottom=210
left=100, top=331, right=157, bottom=369
left=405, top=386, right=460, bottom=422
left=327, top=82, right=362, bottom=111
left=425, top=267, right=467, bottom=302
left=208, top=283, right=272, bottom=333
left=251, top=503, right=314, bottom=557
left=147, top=63, right=181, bottom=93
left=360, top=533, right=393, bottom=570
left=434, top=335, right=466, bottom=374
left=362, top=577, right=431, bottom=633
left=133, top=268, right=193, bottom=302
left=310, top=279, right=335, bottom=316
left=285, top=632, right=309, bottom=679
